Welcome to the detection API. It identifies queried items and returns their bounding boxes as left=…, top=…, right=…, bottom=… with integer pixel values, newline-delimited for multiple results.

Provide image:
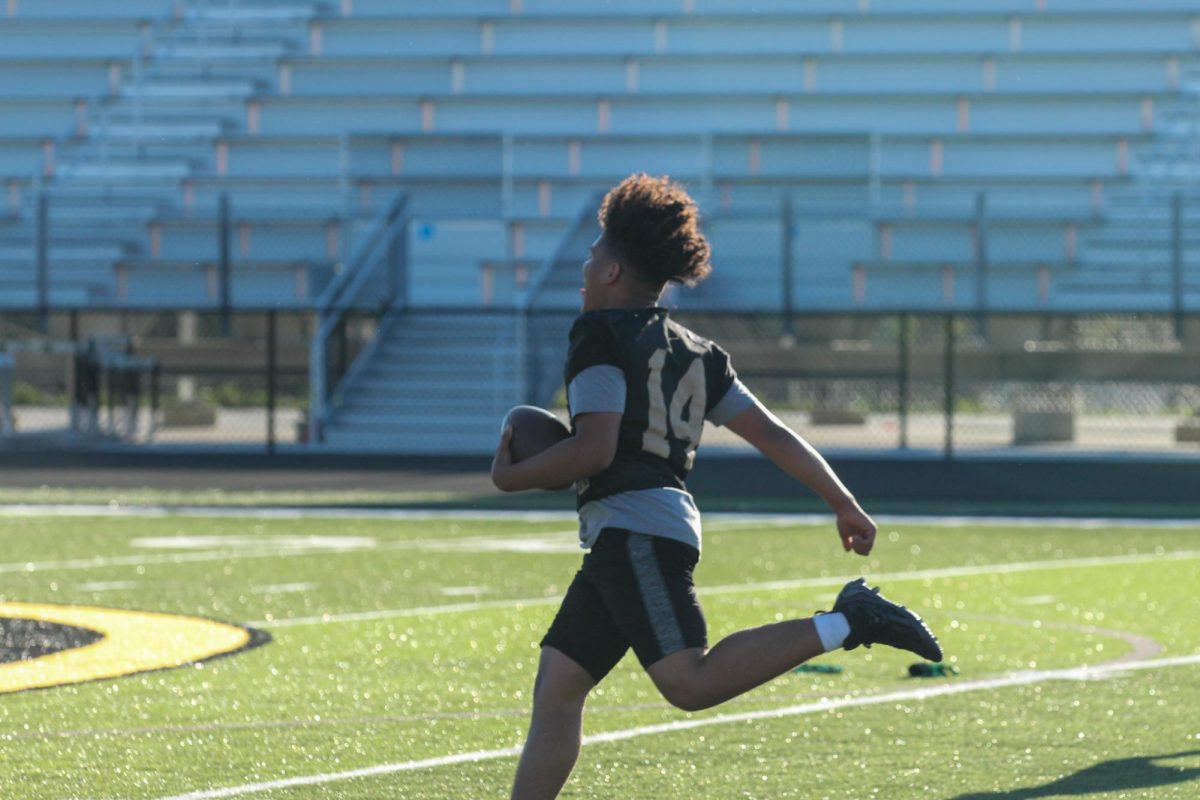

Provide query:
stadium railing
left=308, top=190, right=409, bottom=443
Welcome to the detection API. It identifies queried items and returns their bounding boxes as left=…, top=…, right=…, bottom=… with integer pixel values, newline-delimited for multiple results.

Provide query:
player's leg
left=598, top=531, right=940, bottom=712
left=648, top=580, right=942, bottom=711
left=510, top=646, right=594, bottom=800
left=512, top=561, right=630, bottom=800
left=647, top=619, right=827, bottom=712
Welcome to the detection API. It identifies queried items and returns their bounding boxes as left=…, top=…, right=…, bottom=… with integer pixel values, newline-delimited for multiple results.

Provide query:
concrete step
left=121, top=79, right=259, bottom=100
left=0, top=285, right=106, bottom=306
left=56, top=160, right=195, bottom=181
left=184, top=4, right=320, bottom=24
left=329, top=412, right=506, bottom=431
left=98, top=120, right=228, bottom=140
left=341, top=395, right=515, bottom=413
left=354, top=377, right=522, bottom=395
left=67, top=141, right=215, bottom=165
left=0, top=229, right=137, bottom=249
left=360, top=362, right=521, bottom=382
left=0, top=241, right=125, bottom=259
left=157, top=41, right=292, bottom=61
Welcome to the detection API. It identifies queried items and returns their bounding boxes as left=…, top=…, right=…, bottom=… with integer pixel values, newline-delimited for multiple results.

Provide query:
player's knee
left=649, top=649, right=717, bottom=712
left=531, top=656, right=593, bottom=710
left=661, top=684, right=713, bottom=712
left=653, top=673, right=714, bottom=712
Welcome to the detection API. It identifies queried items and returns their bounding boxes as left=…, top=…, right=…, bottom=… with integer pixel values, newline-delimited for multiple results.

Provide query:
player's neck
left=590, top=285, right=663, bottom=311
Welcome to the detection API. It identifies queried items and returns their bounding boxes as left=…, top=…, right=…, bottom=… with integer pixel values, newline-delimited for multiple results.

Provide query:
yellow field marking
left=0, top=603, right=258, bottom=694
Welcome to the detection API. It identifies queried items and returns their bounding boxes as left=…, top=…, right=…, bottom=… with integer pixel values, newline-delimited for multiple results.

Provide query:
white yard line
left=0, top=534, right=583, bottom=577
left=155, top=652, right=1200, bottom=800
left=5, top=504, right=1200, bottom=530
left=0, top=547, right=357, bottom=576
left=250, top=548, right=1200, bottom=628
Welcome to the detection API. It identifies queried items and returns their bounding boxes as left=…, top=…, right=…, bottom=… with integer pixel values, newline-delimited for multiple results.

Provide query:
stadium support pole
left=781, top=194, right=794, bottom=338
left=219, top=193, right=231, bottom=337
left=36, top=191, right=49, bottom=333
left=898, top=313, right=910, bottom=449
left=943, top=314, right=955, bottom=461
left=149, top=362, right=160, bottom=440
left=266, top=309, right=276, bottom=455
left=974, top=191, right=988, bottom=339
left=67, top=309, right=79, bottom=431
left=501, top=133, right=514, bottom=222
left=1172, top=191, right=1184, bottom=341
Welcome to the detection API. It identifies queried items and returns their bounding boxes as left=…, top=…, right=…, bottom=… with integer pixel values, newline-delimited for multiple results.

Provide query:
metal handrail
left=514, top=191, right=602, bottom=403
left=519, top=190, right=602, bottom=313
left=309, top=192, right=410, bottom=442
left=315, top=192, right=410, bottom=312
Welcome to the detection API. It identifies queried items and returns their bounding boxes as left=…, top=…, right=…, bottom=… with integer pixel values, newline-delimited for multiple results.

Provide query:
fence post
left=266, top=309, right=277, bottom=454
left=781, top=194, right=794, bottom=338
left=516, top=309, right=530, bottom=406
left=67, top=309, right=79, bottom=430
left=1172, top=191, right=1184, bottom=341
left=219, top=192, right=231, bottom=336
left=943, top=314, right=955, bottom=460
left=974, top=191, right=988, bottom=339
left=36, top=191, right=49, bottom=334
left=898, top=313, right=910, bottom=450
left=501, top=132, right=514, bottom=223
left=149, top=361, right=160, bottom=440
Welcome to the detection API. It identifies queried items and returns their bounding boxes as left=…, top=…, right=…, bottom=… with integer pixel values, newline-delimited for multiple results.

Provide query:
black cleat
left=830, top=578, right=943, bottom=662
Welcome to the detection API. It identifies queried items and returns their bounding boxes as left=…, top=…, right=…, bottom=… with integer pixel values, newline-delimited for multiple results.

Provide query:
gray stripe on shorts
left=627, top=534, right=686, bottom=656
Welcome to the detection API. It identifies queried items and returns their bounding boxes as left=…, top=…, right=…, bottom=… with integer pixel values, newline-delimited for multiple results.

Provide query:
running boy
left=491, top=173, right=942, bottom=800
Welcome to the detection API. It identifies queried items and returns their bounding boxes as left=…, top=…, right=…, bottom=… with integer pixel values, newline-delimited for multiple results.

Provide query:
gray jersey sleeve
left=706, top=378, right=756, bottom=427
left=567, top=364, right=627, bottom=418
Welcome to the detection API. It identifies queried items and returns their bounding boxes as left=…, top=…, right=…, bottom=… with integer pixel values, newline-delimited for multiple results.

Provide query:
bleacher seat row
left=1, top=0, right=1197, bottom=448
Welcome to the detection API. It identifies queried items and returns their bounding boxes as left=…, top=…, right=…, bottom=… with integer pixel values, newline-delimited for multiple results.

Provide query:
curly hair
left=598, top=173, right=712, bottom=288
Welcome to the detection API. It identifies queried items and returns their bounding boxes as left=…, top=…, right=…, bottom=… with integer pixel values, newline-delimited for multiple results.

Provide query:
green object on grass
left=793, top=663, right=844, bottom=674
left=908, top=662, right=960, bottom=678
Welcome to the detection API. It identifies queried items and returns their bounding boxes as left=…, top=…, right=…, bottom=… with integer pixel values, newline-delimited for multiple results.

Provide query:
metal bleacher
left=1, top=1, right=1197, bottom=449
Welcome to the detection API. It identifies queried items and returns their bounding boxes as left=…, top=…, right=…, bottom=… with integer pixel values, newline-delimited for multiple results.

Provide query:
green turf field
left=1, top=508, right=1198, bottom=799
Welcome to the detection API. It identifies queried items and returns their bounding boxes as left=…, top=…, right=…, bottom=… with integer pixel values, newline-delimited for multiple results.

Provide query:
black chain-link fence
left=676, top=312, right=1200, bottom=457
left=2, top=308, right=1200, bottom=457
left=0, top=309, right=314, bottom=450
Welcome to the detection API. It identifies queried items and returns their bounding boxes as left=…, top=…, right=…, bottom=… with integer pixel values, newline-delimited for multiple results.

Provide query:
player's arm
left=491, top=411, right=620, bottom=493
left=724, top=398, right=876, bottom=555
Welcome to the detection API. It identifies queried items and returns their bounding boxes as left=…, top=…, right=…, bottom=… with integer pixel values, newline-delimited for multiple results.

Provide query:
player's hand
left=836, top=505, right=877, bottom=556
left=491, top=425, right=516, bottom=492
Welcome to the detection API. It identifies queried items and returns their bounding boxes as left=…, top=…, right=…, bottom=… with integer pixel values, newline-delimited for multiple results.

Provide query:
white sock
left=813, top=612, right=851, bottom=652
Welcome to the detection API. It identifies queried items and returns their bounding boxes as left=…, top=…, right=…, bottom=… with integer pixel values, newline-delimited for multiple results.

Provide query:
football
left=502, top=405, right=571, bottom=463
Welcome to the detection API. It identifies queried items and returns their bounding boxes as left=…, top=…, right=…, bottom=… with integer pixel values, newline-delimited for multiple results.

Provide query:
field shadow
left=950, top=750, right=1200, bottom=799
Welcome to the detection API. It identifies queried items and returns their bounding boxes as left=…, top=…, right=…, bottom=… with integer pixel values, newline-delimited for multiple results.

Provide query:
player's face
left=580, top=234, right=617, bottom=312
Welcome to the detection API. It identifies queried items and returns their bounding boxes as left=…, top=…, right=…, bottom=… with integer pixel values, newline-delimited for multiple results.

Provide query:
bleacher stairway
left=314, top=195, right=598, bottom=453
left=319, top=312, right=523, bottom=453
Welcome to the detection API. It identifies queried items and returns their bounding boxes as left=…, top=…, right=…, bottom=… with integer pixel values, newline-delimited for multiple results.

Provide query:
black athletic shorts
left=540, top=528, right=708, bottom=684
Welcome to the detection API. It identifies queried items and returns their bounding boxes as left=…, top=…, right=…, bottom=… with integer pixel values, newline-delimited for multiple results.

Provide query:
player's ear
left=604, top=259, right=623, bottom=285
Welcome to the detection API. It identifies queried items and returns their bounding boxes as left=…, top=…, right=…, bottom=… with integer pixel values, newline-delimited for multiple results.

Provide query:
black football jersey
left=564, top=307, right=740, bottom=508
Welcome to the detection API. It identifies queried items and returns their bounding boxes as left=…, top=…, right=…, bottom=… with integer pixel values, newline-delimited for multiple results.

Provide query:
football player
left=491, top=173, right=942, bottom=800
